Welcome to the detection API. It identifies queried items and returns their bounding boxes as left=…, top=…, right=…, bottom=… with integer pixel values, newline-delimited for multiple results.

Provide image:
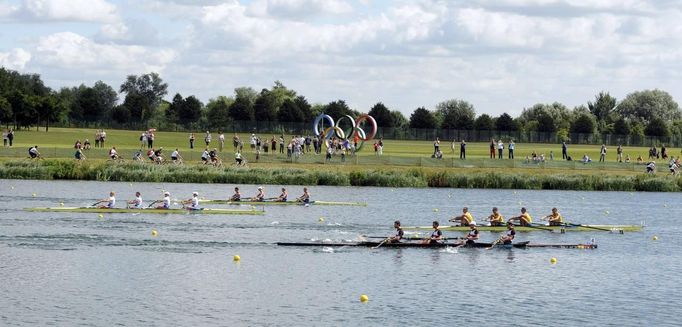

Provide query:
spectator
left=141, top=132, right=147, bottom=148
left=7, top=128, right=13, bottom=146
left=625, top=154, right=631, bottom=163
left=271, top=136, right=276, bottom=153
left=378, top=138, right=384, bottom=155
left=489, top=139, right=495, bottom=159
left=219, top=132, right=225, bottom=152
left=561, top=141, right=568, bottom=160
left=599, top=144, right=606, bottom=162
left=508, top=140, right=515, bottom=159
left=497, top=140, right=504, bottom=159
left=147, top=131, right=154, bottom=149
left=433, top=137, right=440, bottom=155
left=662, top=144, right=668, bottom=159
left=250, top=134, right=257, bottom=151
left=100, top=130, right=107, bottom=148
left=549, top=151, right=554, bottom=161
left=83, top=139, right=91, bottom=150
left=74, top=140, right=82, bottom=149
left=233, top=134, right=240, bottom=151
left=305, top=135, right=311, bottom=153
left=582, top=154, right=592, bottom=164
left=205, top=131, right=211, bottom=146
left=435, top=149, right=443, bottom=159
left=460, top=140, right=466, bottom=159
left=2, top=129, right=7, bottom=147
left=279, top=135, right=284, bottom=154
left=95, top=130, right=101, bottom=148
left=189, top=133, right=195, bottom=149
left=617, top=144, right=623, bottom=162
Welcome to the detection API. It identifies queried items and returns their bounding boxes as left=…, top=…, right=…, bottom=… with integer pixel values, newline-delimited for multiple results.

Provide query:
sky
left=1, top=0, right=682, bottom=117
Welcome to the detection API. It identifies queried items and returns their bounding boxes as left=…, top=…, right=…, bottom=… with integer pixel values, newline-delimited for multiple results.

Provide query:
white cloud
left=1, top=0, right=119, bottom=23
left=34, top=32, right=175, bottom=72
left=248, top=0, right=353, bottom=19
left=0, top=48, right=32, bottom=69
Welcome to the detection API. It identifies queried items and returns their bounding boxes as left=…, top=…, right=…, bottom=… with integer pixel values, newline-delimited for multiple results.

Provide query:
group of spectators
left=2, top=128, right=15, bottom=147
left=94, top=130, right=107, bottom=148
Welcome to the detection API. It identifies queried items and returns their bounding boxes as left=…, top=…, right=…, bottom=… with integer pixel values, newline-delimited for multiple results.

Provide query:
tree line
left=1, top=67, right=680, bottom=139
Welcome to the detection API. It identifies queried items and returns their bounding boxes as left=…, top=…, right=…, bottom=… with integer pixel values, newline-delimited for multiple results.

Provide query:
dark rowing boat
left=276, top=241, right=597, bottom=249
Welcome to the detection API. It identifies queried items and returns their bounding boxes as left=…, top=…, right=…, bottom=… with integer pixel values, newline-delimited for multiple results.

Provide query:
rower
left=542, top=207, right=564, bottom=226
left=183, top=192, right=200, bottom=210
left=501, top=221, right=516, bottom=245
left=421, top=221, right=443, bottom=244
left=230, top=187, right=241, bottom=202
left=449, top=207, right=474, bottom=226
left=487, top=207, right=504, bottom=226
left=297, top=187, right=311, bottom=204
left=277, top=188, right=288, bottom=202
left=156, top=191, right=171, bottom=209
left=97, top=192, right=116, bottom=209
left=254, top=186, right=265, bottom=202
left=508, top=207, right=533, bottom=226
left=388, top=220, right=404, bottom=243
left=127, top=192, right=143, bottom=209
left=464, top=222, right=479, bottom=245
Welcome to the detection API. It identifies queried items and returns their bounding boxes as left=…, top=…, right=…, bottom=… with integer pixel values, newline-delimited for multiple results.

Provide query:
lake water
left=1, top=179, right=679, bottom=326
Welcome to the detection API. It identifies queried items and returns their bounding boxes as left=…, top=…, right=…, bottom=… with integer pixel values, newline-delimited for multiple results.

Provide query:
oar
left=523, top=223, right=556, bottom=232
left=90, top=200, right=104, bottom=207
left=485, top=237, right=503, bottom=250
left=564, top=222, right=616, bottom=232
left=372, top=238, right=390, bottom=249
left=147, top=200, right=161, bottom=208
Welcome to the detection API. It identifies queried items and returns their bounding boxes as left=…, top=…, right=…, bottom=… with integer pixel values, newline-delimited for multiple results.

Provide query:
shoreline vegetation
left=2, top=159, right=681, bottom=192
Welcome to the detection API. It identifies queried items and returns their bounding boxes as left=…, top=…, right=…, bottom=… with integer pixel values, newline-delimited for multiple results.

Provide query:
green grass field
left=0, top=127, right=670, bottom=175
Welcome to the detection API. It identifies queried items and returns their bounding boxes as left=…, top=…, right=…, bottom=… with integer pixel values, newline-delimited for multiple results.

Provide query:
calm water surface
left=0, top=179, right=680, bottom=326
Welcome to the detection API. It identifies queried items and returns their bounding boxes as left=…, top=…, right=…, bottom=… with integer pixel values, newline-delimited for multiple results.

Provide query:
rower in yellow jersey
left=508, top=207, right=533, bottom=226
left=542, top=207, right=564, bottom=226
left=486, top=207, right=504, bottom=226
left=449, top=207, right=474, bottom=226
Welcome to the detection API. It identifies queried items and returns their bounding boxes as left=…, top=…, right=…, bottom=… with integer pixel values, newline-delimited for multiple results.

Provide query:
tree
left=0, top=96, right=12, bottom=126
left=616, top=89, right=681, bottom=123
left=519, top=103, right=572, bottom=131
left=111, top=105, right=131, bottom=124
left=324, top=100, right=354, bottom=118
left=645, top=117, right=670, bottom=137
left=474, top=114, right=494, bottom=130
left=368, top=102, right=393, bottom=127
left=409, top=107, right=437, bottom=129
left=270, top=80, right=297, bottom=109
left=391, top=110, right=408, bottom=129
left=229, top=94, right=255, bottom=121
left=7, top=90, right=36, bottom=128
left=179, top=95, right=203, bottom=128
left=206, top=96, right=233, bottom=130
left=588, top=92, right=616, bottom=124
left=253, top=89, right=278, bottom=121
left=92, top=81, right=118, bottom=120
left=166, top=93, right=184, bottom=125
left=436, top=99, right=475, bottom=129
left=537, top=113, right=556, bottom=133
left=495, top=113, right=517, bottom=131
left=277, top=98, right=303, bottom=122
left=570, top=113, right=597, bottom=134
left=119, top=73, right=168, bottom=122
left=35, top=94, right=66, bottom=131
left=613, top=117, right=630, bottom=136
left=294, top=96, right=313, bottom=122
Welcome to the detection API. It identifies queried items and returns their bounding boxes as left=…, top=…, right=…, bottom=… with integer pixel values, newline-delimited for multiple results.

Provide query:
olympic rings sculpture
left=312, top=113, right=377, bottom=151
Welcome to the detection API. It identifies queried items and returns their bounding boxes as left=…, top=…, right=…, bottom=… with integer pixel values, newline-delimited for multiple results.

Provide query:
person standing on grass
left=148, top=131, right=154, bottom=149
left=662, top=144, right=668, bottom=159
left=100, top=130, right=107, bottom=148
left=489, top=139, right=495, bottom=159
left=7, top=128, right=13, bottom=147
left=205, top=131, right=211, bottom=146
left=433, top=137, right=440, bottom=155
left=498, top=140, right=504, bottom=159
left=95, top=130, right=100, bottom=148
left=460, top=139, right=466, bottom=159
left=219, top=132, right=225, bottom=152
left=509, top=140, right=515, bottom=159
left=189, top=133, right=195, bottom=149
left=279, top=135, right=284, bottom=154
left=599, top=144, right=607, bottom=162
left=562, top=141, right=568, bottom=160
left=617, top=144, right=623, bottom=162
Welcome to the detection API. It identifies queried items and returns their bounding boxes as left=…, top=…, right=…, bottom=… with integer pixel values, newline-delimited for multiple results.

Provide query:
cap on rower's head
left=235, top=187, right=239, bottom=190
left=394, top=220, right=401, bottom=226
left=135, top=191, right=141, bottom=196
left=521, top=207, right=527, bottom=212
left=258, top=186, right=263, bottom=190
left=192, top=192, right=198, bottom=196
left=164, top=191, right=170, bottom=195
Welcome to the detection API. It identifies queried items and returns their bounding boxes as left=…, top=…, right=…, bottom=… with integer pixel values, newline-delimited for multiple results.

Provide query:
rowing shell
left=200, top=199, right=367, bottom=206
left=276, top=241, right=597, bottom=249
left=25, top=207, right=264, bottom=215
left=402, top=224, right=642, bottom=232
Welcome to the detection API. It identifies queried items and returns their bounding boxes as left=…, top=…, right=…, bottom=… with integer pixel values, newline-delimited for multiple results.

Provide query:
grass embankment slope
left=0, top=127, right=679, bottom=191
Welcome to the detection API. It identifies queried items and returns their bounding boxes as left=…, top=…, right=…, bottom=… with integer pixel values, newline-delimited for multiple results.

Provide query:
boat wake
left=439, top=246, right=458, bottom=254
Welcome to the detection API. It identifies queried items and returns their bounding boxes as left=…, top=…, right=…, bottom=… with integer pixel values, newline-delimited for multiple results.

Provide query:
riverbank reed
left=1, top=160, right=680, bottom=192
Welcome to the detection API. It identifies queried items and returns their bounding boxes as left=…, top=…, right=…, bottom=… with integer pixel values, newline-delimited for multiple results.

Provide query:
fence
left=47, top=120, right=681, bottom=147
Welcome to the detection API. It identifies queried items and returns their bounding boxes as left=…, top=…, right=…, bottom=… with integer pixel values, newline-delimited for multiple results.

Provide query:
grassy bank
left=2, top=159, right=680, bottom=192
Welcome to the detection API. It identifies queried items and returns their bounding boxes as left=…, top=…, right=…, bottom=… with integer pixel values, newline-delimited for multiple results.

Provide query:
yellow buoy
left=151, top=229, right=158, bottom=237
left=550, top=257, right=557, bottom=264
left=653, top=236, right=658, bottom=241
left=360, top=294, right=369, bottom=302
left=59, top=202, right=64, bottom=207
left=98, top=214, right=104, bottom=218
left=319, top=217, right=325, bottom=222
left=233, top=255, right=241, bottom=262
left=432, top=208, right=439, bottom=212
